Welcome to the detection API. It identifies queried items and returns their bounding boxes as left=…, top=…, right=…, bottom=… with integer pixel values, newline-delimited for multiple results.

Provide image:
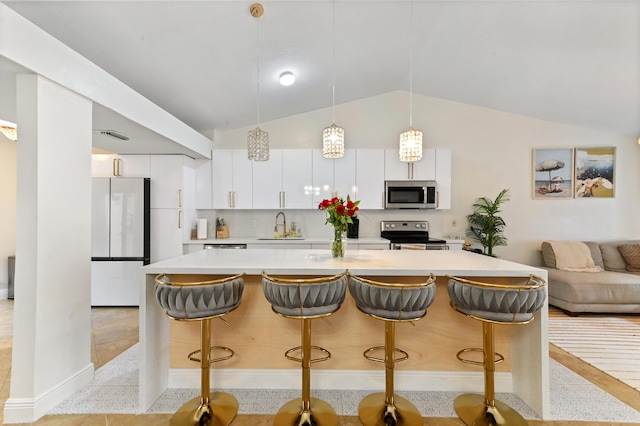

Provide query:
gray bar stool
left=447, top=275, right=546, bottom=426
left=262, top=270, right=348, bottom=426
left=348, top=273, right=436, bottom=426
left=154, top=272, right=245, bottom=426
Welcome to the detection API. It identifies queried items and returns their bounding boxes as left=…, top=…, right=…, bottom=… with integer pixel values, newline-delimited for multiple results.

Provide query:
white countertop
left=143, top=248, right=543, bottom=277
left=182, top=237, right=463, bottom=245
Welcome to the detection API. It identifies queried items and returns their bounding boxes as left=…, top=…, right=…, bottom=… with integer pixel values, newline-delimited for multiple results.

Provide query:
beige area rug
left=548, top=307, right=640, bottom=391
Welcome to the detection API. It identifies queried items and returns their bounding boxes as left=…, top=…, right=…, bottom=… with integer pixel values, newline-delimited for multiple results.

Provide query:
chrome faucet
left=274, top=211, right=287, bottom=238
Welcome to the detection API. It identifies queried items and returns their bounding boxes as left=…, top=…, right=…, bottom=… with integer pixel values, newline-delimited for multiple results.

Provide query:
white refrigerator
left=91, top=178, right=150, bottom=306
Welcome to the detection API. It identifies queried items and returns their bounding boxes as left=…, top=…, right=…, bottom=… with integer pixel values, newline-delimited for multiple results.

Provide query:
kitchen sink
left=257, top=237, right=307, bottom=240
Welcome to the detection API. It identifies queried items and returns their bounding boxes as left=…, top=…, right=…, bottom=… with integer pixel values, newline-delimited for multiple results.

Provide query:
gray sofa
left=541, top=240, right=640, bottom=315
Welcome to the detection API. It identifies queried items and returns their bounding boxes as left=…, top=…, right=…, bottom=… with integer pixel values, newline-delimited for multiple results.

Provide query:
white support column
left=4, top=74, right=94, bottom=423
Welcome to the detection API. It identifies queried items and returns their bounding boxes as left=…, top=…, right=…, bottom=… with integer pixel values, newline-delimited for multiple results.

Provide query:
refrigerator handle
left=178, top=189, right=182, bottom=207
left=178, top=210, right=182, bottom=229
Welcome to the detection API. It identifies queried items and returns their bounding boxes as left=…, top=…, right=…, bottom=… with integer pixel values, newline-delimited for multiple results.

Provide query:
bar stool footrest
left=285, top=345, right=331, bottom=364
left=188, top=346, right=235, bottom=364
left=363, top=345, right=409, bottom=364
left=456, top=347, right=504, bottom=367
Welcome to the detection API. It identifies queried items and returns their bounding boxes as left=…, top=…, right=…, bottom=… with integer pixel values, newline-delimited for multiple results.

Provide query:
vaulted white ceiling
left=1, top=1, right=638, bottom=154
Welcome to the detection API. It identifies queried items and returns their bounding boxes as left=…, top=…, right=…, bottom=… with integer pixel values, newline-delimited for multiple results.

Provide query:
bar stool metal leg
left=454, top=322, right=528, bottom=426
left=171, top=318, right=238, bottom=426
left=358, top=322, right=423, bottom=426
left=274, top=318, right=338, bottom=426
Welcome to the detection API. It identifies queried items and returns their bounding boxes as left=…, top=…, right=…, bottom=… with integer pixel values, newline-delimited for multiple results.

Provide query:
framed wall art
left=574, top=147, right=615, bottom=198
left=533, top=148, right=574, bottom=199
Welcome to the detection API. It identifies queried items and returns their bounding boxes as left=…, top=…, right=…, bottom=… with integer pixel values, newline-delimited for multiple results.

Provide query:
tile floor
left=2, top=300, right=640, bottom=425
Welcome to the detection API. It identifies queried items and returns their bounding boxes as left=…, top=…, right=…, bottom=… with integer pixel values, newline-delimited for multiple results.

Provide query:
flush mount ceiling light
left=95, top=130, right=130, bottom=141
left=279, top=71, right=295, bottom=87
left=322, top=0, right=345, bottom=159
left=0, top=120, right=17, bottom=141
left=399, top=0, right=422, bottom=163
left=247, top=3, right=269, bottom=162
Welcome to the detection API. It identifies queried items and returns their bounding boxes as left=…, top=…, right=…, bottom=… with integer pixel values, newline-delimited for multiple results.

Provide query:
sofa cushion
left=618, top=244, right=640, bottom=272
left=600, top=240, right=640, bottom=272
left=546, top=267, right=640, bottom=305
left=541, top=241, right=603, bottom=269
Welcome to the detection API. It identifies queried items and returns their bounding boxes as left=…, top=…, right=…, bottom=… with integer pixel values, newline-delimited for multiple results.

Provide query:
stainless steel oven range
left=380, top=220, right=448, bottom=250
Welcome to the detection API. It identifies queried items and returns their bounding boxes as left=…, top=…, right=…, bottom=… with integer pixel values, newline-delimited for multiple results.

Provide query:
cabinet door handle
left=229, top=191, right=236, bottom=208
left=178, top=189, right=182, bottom=207
left=407, top=162, right=415, bottom=180
left=178, top=211, right=182, bottom=229
left=113, top=158, right=122, bottom=177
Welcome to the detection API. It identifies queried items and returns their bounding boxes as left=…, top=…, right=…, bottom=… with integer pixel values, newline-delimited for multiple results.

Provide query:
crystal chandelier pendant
left=322, top=123, right=345, bottom=159
left=247, top=126, right=269, bottom=161
left=399, top=127, right=423, bottom=162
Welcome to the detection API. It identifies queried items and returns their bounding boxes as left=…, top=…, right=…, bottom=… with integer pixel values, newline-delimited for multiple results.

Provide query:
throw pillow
left=618, top=244, right=640, bottom=272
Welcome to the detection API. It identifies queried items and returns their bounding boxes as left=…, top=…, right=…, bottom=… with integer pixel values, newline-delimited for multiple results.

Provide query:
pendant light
left=248, top=3, right=269, bottom=162
left=399, top=0, right=422, bottom=163
left=322, top=0, right=345, bottom=159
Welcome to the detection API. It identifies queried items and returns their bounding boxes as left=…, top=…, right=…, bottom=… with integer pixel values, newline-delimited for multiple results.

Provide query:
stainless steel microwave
left=385, top=180, right=437, bottom=209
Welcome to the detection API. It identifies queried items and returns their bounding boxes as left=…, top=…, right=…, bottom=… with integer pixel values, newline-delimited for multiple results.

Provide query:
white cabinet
left=282, top=149, right=313, bottom=209
left=92, top=154, right=150, bottom=177
left=312, top=149, right=334, bottom=206
left=212, top=149, right=253, bottom=209
left=150, top=155, right=193, bottom=209
left=149, top=155, right=196, bottom=261
left=311, top=149, right=356, bottom=204
left=384, top=149, right=436, bottom=180
left=435, top=148, right=452, bottom=210
left=252, top=149, right=283, bottom=209
left=194, top=158, right=213, bottom=209
left=253, top=149, right=313, bottom=209
left=355, top=149, right=385, bottom=209
left=150, top=209, right=184, bottom=262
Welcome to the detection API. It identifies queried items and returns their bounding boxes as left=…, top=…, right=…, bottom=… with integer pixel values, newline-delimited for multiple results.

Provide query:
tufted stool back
left=447, top=275, right=546, bottom=324
left=348, top=274, right=436, bottom=321
left=155, top=273, right=245, bottom=320
left=262, top=272, right=347, bottom=318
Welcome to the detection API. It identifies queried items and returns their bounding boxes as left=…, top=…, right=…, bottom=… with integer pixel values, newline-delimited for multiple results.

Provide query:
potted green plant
left=465, top=189, right=510, bottom=257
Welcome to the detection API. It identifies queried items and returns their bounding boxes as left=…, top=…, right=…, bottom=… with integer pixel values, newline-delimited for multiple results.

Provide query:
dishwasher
left=204, top=244, right=247, bottom=250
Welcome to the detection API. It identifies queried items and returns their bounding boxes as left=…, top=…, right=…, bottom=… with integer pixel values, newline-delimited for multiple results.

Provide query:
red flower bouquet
left=318, top=195, right=360, bottom=257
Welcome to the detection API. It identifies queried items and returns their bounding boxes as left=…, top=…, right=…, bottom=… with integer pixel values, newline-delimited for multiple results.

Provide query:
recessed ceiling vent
left=96, top=130, right=130, bottom=141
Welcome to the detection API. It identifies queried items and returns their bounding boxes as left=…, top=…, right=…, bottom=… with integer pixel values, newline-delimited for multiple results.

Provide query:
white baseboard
left=3, top=363, right=94, bottom=424
left=0, top=288, right=8, bottom=300
left=168, top=368, right=513, bottom=393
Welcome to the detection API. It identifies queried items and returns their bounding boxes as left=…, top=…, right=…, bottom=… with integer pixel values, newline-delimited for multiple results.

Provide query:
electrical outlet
left=251, top=219, right=257, bottom=228
left=452, top=219, right=457, bottom=227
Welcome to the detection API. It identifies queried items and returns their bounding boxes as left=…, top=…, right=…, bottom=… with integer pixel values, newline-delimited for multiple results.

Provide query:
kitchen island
left=139, top=249, right=549, bottom=418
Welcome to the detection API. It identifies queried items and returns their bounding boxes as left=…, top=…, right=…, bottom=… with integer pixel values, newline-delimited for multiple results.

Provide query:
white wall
left=0, top=136, right=17, bottom=296
left=6, top=75, right=93, bottom=422
left=211, top=91, right=640, bottom=265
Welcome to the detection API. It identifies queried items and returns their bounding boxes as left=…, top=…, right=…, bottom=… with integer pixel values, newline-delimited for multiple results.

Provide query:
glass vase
left=331, top=226, right=347, bottom=258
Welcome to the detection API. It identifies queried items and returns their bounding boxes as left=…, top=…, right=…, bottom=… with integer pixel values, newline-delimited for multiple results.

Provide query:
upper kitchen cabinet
left=355, top=149, right=385, bottom=209
left=212, top=149, right=253, bottom=209
left=92, top=154, right=150, bottom=177
left=435, top=148, right=452, bottom=210
left=149, top=155, right=194, bottom=209
left=194, top=158, right=212, bottom=209
left=282, top=149, right=313, bottom=209
left=312, top=149, right=356, bottom=205
left=312, top=149, right=334, bottom=205
left=253, top=149, right=313, bottom=209
left=384, top=149, right=436, bottom=180
left=333, top=149, right=357, bottom=199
